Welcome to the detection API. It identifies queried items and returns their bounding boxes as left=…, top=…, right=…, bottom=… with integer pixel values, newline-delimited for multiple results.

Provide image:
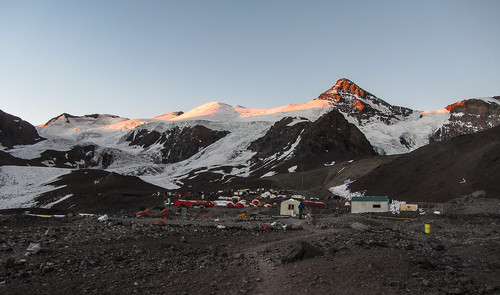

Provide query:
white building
left=351, top=196, right=389, bottom=213
left=280, top=199, right=301, bottom=216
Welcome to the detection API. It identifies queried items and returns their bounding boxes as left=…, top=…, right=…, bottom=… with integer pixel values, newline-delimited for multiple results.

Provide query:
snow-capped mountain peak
left=169, top=102, right=241, bottom=121
left=39, top=113, right=128, bottom=129
left=1, top=79, right=499, bottom=210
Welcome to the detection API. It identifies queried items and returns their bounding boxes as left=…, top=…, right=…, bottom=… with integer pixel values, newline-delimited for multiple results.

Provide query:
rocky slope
left=315, top=78, right=414, bottom=125
left=0, top=110, right=44, bottom=148
left=249, top=110, right=375, bottom=175
left=126, top=125, right=230, bottom=164
left=431, top=97, right=500, bottom=142
left=347, top=125, right=500, bottom=202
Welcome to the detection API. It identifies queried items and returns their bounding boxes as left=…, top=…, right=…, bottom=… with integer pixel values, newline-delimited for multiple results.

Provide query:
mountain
left=315, top=78, right=414, bottom=125
left=347, top=124, right=500, bottom=202
left=430, top=97, right=500, bottom=142
left=0, top=109, right=44, bottom=148
left=1, top=78, right=499, bottom=210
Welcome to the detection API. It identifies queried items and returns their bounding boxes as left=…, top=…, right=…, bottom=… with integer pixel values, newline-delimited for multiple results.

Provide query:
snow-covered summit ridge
left=39, top=113, right=129, bottom=129
left=38, top=100, right=333, bottom=133
left=33, top=79, right=499, bottom=156
left=164, top=100, right=333, bottom=122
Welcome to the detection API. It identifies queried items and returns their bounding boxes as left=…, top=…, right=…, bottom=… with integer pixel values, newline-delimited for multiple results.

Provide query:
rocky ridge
left=0, top=110, right=44, bottom=148
left=431, top=97, right=500, bottom=142
left=315, top=78, right=414, bottom=125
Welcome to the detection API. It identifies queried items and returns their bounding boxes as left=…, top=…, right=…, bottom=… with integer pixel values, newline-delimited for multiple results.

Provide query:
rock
left=98, top=215, right=109, bottom=222
left=26, top=243, right=42, bottom=254
left=233, top=253, right=245, bottom=259
left=458, top=276, right=472, bottom=285
left=351, top=222, right=369, bottom=231
left=416, top=259, right=436, bottom=270
left=4, top=258, right=15, bottom=269
left=447, top=287, right=464, bottom=294
left=431, top=243, right=445, bottom=251
left=281, top=241, right=323, bottom=263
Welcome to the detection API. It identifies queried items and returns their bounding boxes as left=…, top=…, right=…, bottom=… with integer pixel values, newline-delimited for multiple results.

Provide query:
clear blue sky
left=1, top=0, right=499, bottom=125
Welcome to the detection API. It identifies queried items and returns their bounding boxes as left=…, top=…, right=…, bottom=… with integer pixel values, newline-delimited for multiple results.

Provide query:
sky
left=1, top=0, right=499, bottom=125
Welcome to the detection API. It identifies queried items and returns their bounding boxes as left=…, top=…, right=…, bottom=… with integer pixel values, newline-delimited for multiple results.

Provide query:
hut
left=350, top=196, right=389, bottom=213
left=280, top=199, right=301, bottom=216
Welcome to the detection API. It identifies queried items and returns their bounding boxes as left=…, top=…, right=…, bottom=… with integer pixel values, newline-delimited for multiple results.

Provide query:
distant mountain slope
left=315, top=79, right=500, bottom=155
left=248, top=110, right=375, bottom=175
left=431, top=97, right=500, bottom=142
left=35, top=169, right=166, bottom=213
left=348, top=125, right=500, bottom=202
left=1, top=79, right=499, bottom=210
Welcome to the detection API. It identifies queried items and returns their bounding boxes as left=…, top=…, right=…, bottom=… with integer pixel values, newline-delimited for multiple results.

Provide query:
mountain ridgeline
left=1, top=78, right=499, bottom=210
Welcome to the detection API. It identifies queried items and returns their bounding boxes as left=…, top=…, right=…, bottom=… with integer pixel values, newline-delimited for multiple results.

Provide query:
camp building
left=280, top=198, right=301, bottom=216
left=350, top=196, right=389, bottom=213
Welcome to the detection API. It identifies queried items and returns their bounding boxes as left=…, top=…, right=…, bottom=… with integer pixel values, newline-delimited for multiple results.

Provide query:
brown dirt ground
left=1, top=200, right=499, bottom=295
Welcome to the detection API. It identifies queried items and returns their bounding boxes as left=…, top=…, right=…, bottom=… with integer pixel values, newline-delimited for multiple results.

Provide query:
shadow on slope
left=349, top=125, right=500, bottom=202
left=36, top=169, right=166, bottom=214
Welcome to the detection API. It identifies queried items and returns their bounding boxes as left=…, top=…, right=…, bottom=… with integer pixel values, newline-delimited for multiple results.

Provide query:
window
left=288, top=204, right=295, bottom=210
left=373, top=204, right=381, bottom=208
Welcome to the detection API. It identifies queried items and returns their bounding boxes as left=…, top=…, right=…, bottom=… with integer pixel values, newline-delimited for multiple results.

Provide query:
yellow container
left=425, top=224, right=431, bottom=234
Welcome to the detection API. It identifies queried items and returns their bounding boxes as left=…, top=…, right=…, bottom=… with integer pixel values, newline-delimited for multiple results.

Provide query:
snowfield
left=0, top=166, right=71, bottom=209
left=4, top=95, right=493, bottom=199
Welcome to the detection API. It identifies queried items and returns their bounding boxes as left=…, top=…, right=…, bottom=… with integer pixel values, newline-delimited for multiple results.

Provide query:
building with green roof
left=351, top=196, right=389, bottom=213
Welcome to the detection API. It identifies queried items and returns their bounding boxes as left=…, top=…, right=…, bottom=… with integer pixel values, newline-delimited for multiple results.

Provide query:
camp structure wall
left=280, top=199, right=301, bottom=216
left=350, top=196, right=389, bottom=213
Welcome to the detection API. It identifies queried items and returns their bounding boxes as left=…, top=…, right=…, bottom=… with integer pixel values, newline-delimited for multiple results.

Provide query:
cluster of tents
left=173, top=199, right=273, bottom=208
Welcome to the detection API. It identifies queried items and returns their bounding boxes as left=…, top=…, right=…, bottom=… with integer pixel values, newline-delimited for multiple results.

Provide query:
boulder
left=281, top=241, right=323, bottom=263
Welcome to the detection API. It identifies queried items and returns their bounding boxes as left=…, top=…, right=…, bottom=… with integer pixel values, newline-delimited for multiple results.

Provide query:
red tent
left=136, top=210, right=150, bottom=217
left=234, top=202, right=244, bottom=208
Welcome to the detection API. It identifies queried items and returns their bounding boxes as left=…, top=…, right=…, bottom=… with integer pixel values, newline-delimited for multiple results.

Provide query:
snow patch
left=261, top=171, right=277, bottom=178
left=42, top=194, right=73, bottom=209
left=329, top=183, right=364, bottom=200
left=0, top=166, right=71, bottom=209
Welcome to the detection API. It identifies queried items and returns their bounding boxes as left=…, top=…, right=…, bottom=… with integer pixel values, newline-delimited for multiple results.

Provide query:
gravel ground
left=0, top=203, right=499, bottom=295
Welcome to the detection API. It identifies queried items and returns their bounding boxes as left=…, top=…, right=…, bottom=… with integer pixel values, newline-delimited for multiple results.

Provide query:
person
left=180, top=204, right=187, bottom=220
left=298, top=202, right=304, bottom=219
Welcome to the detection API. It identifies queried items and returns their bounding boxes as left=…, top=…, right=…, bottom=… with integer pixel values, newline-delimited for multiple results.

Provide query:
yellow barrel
left=425, top=224, right=431, bottom=234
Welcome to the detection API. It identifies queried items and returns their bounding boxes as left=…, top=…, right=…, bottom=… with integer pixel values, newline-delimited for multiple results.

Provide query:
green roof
left=351, top=196, right=389, bottom=202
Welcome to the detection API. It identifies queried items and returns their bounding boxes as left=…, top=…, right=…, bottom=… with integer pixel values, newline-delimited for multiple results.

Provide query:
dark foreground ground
left=1, top=200, right=499, bottom=295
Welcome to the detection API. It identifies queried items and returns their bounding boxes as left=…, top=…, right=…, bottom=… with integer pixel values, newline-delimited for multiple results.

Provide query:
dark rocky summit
left=0, top=110, right=44, bottom=148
